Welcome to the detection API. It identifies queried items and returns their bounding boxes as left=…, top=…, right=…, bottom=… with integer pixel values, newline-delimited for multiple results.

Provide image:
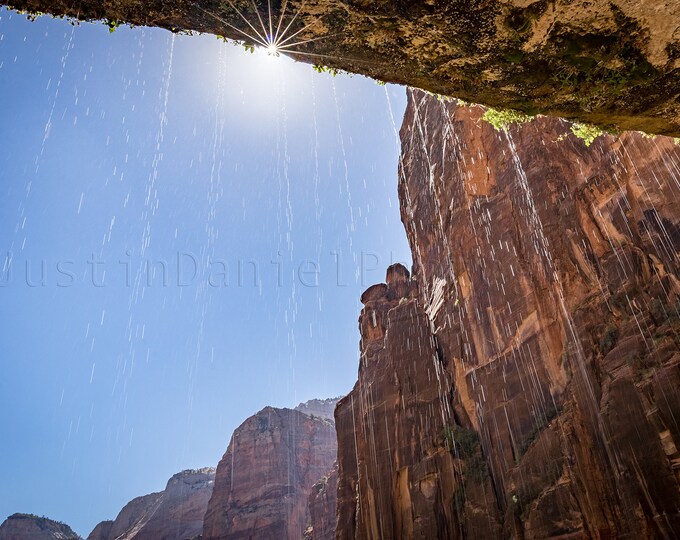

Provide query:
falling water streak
left=412, top=99, right=479, bottom=481
left=384, top=87, right=426, bottom=282
left=584, top=139, right=680, bottom=470
left=650, top=137, right=680, bottom=191
left=131, top=33, right=175, bottom=307
left=609, top=139, right=680, bottom=326
left=310, top=71, right=324, bottom=321
left=282, top=76, right=294, bottom=259
left=11, top=18, right=78, bottom=256
left=619, top=139, right=678, bottom=265
left=412, top=95, right=459, bottom=310
left=387, top=89, right=449, bottom=491
left=268, top=57, right=298, bottom=391
left=387, top=90, right=468, bottom=504
left=431, top=98, right=531, bottom=508
left=184, top=41, right=229, bottom=443
left=39, top=14, right=77, bottom=159
left=620, top=138, right=680, bottom=340
left=428, top=103, right=480, bottom=356
left=504, top=130, right=625, bottom=480
left=331, top=79, right=355, bottom=247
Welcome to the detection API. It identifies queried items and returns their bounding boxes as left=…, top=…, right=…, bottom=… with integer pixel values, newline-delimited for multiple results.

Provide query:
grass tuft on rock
left=481, top=107, right=532, bottom=131
left=570, top=123, right=604, bottom=146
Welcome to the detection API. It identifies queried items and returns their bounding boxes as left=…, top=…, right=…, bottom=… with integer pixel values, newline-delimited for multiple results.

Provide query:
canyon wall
left=4, top=0, right=680, bottom=135
left=335, top=89, right=680, bottom=539
left=203, top=404, right=338, bottom=540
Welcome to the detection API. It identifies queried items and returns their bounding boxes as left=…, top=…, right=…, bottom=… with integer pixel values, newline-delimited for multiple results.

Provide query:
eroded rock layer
left=335, top=90, right=680, bottom=539
left=203, top=405, right=337, bottom=540
left=3, top=0, right=680, bottom=135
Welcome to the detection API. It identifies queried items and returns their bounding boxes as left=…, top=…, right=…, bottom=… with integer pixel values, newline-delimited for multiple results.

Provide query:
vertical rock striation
left=335, top=89, right=680, bottom=539
left=335, top=263, right=501, bottom=539
left=203, top=405, right=338, bottom=540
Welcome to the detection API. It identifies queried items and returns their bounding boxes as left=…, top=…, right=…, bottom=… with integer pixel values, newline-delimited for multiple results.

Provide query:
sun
left=266, top=43, right=280, bottom=57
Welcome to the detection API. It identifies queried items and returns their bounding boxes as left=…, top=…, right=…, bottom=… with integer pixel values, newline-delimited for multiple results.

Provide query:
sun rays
left=195, top=0, right=337, bottom=58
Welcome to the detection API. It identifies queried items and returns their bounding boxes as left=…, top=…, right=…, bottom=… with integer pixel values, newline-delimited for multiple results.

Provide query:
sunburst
left=195, top=0, right=337, bottom=58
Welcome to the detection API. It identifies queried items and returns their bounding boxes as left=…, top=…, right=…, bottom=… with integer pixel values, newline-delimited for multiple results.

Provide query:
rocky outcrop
left=305, top=463, right=338, bottom=540
left=335, top=89, right=680, bottom=538
left=335, top=264, right=486, bottom=539
left=88, top=467, right=215, bottom=540
left=0, top=513, right=81, bottom=540
left=4, top=0, right=680, bottom=135
left=203, top=406, right=337, bottom=540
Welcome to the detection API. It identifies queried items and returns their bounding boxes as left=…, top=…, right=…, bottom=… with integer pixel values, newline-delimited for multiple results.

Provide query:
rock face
left=335, top=89, right=680, bottom=539
left=305, top=463, right=338, bottom=540
left=0, top=514, right=81, bottom=540
left=203, top=406, right=337, bottom=540
left=88, top=467, right=215, bottom=540
left=4, top=0, right=680, bottom=135
left=335, top=264, right=474, bottom=539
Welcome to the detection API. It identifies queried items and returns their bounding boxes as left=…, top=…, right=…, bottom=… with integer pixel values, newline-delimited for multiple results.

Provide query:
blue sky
left=0, top=9, right=410, bottom=535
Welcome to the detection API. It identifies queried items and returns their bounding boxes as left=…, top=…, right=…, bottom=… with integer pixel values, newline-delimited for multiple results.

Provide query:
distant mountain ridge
left=0, top=513, right=81, bottom=540
left=294, top=397, right=342, bottom=421
left=86, top=467, right=216, bottom=540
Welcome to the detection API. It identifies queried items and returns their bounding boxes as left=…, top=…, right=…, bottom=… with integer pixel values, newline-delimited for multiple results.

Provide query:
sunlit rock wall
left=203, top=406, right=337, bottom=540
left=335, top=89, right=680, bottom=539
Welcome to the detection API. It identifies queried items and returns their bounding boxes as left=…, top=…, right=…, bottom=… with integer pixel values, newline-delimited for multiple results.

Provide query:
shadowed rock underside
left=3, top=0, right=680, bottom=135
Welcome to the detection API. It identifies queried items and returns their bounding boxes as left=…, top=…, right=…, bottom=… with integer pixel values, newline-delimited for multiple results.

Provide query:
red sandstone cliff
left=305, top=462, right=338, bottom=540
left=203, top=404, right=338, bottom=540
left=335, top=90, right=680, bottom=539
left=87, top=467, right=215, bottom=540
left=0, top=514, right=81, bottom=540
